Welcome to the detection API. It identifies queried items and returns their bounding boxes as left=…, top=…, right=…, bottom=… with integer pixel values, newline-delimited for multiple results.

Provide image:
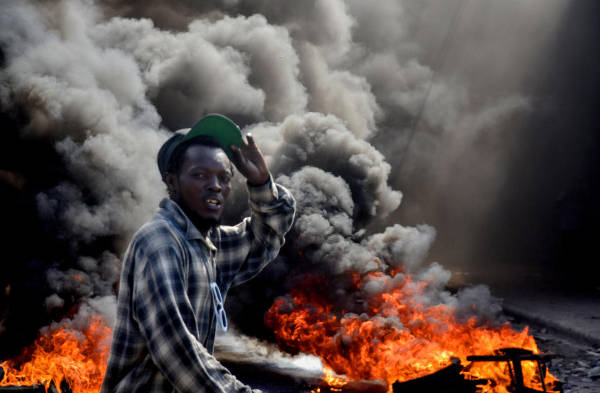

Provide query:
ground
left=500, top=288, right=600, bottom=393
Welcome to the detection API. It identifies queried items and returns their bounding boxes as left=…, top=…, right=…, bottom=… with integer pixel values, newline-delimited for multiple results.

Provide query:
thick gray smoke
left=0, top=0, right=575, bottom=378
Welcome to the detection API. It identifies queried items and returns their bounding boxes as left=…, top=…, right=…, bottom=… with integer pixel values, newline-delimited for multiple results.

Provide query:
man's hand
left=230, top=134, right=270, bottom=186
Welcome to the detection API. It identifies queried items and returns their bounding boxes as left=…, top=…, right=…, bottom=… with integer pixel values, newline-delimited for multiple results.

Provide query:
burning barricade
left=1, top=272, right=563, bottom=393
left=0, top=316, right=110, bottom=393
left=265, top=272, right=563, bottom=393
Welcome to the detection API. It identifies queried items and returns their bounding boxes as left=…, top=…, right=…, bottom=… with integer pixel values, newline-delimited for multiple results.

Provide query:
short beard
left=189, top=213, right=221, bottom=234
left=174, top=198, right=221, bottom=234
left=199, top=216, right=220, bottom=230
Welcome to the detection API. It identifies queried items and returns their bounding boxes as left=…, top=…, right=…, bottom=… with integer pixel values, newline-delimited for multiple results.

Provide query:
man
left=101, top=114, right=296, bottom=393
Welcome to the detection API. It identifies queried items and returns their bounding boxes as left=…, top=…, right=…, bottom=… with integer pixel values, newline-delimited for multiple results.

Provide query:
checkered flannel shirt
left=101, top=178, right=295, bottom=393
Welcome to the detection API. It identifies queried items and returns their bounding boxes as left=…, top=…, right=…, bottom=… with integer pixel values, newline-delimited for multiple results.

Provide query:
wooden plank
left=0, top=386, right=46, bottom=393
left=392, top=363, right=486, bottom=393
left=59, top=379, right=73, bottom=393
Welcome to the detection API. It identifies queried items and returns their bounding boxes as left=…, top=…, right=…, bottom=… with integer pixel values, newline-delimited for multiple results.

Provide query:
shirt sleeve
left=217, top=176, right=296, bottom=289
left=133, top=244, right=261, bottom=393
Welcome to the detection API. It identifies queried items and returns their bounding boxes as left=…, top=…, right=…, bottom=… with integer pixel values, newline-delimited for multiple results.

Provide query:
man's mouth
left=205, top=198, right=222, bottom=210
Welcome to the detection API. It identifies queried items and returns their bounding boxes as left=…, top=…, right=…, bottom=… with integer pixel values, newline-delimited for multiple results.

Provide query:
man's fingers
left=246, top=133, right=257, bottom=148
left=230, top=136, right=270, bottom=185
left=229, top=145, right=244, bottom=165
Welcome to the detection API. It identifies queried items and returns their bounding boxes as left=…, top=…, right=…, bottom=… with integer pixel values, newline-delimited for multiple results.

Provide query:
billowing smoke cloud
left=366, top=224, right=437, bottom=272
left=1, top=0, right=577, bottom=378
left=1, top=1, right=166, bottom=250
left=258, top=113, right=402, bottom=219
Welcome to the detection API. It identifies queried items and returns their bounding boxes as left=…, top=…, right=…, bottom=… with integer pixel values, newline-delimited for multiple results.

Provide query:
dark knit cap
left=157, top=133, right=184, bottom=181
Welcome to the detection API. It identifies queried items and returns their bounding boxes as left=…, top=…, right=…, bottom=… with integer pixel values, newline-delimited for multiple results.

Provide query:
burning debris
left=264, top=272, right=560, bottom=392
left=0, top=379, right=73, bottom=393
left=0, top=316, right=110, bottom=393
left=467, top=348, right=561, bottom=393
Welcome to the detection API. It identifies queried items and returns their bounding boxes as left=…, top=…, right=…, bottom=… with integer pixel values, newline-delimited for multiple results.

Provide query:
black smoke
left=0, top=0, right=598, bottom=368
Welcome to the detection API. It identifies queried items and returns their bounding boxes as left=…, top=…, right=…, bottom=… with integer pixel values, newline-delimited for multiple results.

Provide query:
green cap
left=183, top=114, right=243, bottom=158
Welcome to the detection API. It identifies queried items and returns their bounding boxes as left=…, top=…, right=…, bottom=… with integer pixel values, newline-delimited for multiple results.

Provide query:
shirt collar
left=158, top=198, right=217, bottom=252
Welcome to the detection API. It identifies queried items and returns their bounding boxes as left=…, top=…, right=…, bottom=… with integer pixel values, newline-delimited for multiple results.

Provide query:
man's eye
left=191, top=172, right=206, bottom=178
left=220, top=175, right=231, bottom=183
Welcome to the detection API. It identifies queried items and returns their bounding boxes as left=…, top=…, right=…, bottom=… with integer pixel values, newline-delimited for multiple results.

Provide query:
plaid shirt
left=101, top=178, right=295, bottom=393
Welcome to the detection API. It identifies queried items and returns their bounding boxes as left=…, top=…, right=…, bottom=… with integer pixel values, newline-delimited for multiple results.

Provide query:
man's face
left=169, top=144, right=232, bottom=225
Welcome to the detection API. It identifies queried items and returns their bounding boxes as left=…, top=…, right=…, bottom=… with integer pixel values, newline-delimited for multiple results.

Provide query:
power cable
left=397, top=0, right=467, bottom=170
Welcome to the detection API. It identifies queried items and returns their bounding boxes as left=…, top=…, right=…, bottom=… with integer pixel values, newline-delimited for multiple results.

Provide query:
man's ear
left=166, top=172, right=178, bottom=198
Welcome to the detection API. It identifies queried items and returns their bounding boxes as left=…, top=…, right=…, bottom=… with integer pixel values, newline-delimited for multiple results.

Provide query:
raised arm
left=216, top=135, right=296, bottom=288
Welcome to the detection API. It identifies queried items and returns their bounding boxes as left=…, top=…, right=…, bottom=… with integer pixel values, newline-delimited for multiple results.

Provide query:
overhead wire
left=397, top=0, right=467, bottom=170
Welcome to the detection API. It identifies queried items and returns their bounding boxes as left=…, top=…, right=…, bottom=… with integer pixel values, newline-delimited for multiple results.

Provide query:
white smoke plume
left=366, top=224, right=437, bottom=272
left=215, top=328, right=324, bottom=381
left=0, top=0, right=567, bottom=377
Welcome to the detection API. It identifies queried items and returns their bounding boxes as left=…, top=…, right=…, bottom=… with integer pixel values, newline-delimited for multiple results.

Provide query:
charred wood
left=0, top=386, right=45, bottom=393
left=47, top=381, right=58, bottom=393
left=316, top=379, right=387, bottom=393
left=0, top=376, right=72, bottom=393
left=392, top=362, right=486, bottom=393
left=59, top=378, right=72, bottom=393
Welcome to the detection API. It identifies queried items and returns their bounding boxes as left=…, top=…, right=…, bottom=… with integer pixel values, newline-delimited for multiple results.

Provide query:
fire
left=323, top=367, right=348, bottom=389
left=310, top=368, right=347, bottom=393
left=265, top=272, right=559, bottom=392
left=0, top=315, right=111, bottom=393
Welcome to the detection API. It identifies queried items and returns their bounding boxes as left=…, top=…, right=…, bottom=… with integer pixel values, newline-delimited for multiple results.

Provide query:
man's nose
left=206, top=175, right=222, bottom=192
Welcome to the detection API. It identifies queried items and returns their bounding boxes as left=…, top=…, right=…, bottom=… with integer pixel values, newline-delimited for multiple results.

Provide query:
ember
left=0, top=316, right=110, bottom=393
left=265, top=272, right=560, bottom=392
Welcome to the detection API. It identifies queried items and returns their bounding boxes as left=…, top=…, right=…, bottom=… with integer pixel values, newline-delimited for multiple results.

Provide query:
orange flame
left=0, top=315, right=111, bottom=393
left=265, top=272, right=559, bottom=392
left=323, top=367, right=347, bottom=388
